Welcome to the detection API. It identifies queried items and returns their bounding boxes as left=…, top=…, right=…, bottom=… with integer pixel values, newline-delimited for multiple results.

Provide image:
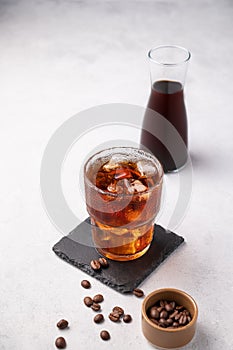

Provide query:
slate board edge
left=52, top=245, right=129, bottom=293
left=137, top=238, right=185, bottom=287
left=52, top=234, right=185, bottom=294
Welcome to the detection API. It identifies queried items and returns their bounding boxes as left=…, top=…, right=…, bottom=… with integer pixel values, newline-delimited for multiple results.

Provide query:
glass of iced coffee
left=84, top=147, right=163, bottom=261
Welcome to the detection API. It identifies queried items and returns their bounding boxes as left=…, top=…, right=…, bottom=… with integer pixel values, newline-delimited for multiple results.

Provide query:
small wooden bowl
left=142, top=288, right=198, bottom=349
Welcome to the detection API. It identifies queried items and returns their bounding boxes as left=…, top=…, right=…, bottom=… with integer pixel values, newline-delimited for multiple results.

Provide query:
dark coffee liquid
left=140, top=80, right=188, bottom=172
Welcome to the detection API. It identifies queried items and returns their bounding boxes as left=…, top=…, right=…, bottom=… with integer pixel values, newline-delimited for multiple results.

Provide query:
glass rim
left=84, top=146, right=164, bottom=198
left=148, top=45, right=191, bottom=66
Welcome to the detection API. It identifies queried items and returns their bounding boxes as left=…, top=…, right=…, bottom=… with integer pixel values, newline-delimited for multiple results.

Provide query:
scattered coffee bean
left=90, top=259, right=101, bottom=271
left=112, top=306, right=124, bottom=316
left=93, top=294, right=104, bottom=303
left=91, top=303, right=101, bottom=312
left=109, top=312, right=120, bottom=322
left=84, top=296, right=93, bottom=307
left=123, top=314, right=132, bottom=323
left=147, top=299, right=192, bottom=329
left=100, top=330, right=110, bottom=341
left=133, top=288, right=144, bottom=298
left=98, top=257, right=109, bottom=268
left=56, top=319, right=69, bottom=330
left=55, top=337, right=66, bottom=349
left=81, top=280, right=91, bottom=289
left=94, top=313, right=104, bottom=324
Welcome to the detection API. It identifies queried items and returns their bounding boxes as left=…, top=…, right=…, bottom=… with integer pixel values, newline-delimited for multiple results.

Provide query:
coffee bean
left=179, top=314, right=187, bottom=325
left=176, top=305, right=184, bottom=310
left=123, top=314, right=132, bottom=323
left=147, top=299, right=192, bottom=329
left=90, top=259, right=101, bottom=271
left=170, top=310, right=178, bottom=318
left=166, top=318, right=173, bottom=325
left=159, top=318, right=167, bottom=325
left=91, top=303, right=101, bottom=312
left=112, top=306, right=124, bottom=316
left=157, top=306, right=164, bottom=313
left=98, top=257, right=109, bottom=268
left=109, top=312, right=120, bottom=322
left=81, top=280, right=91, bottom=289
left=149, top=306, right=159, bottom=319
left=165, top=303, right=174, bottom=312
left=175, top=312, right=182, bottom=320
left=100, top=330, right=110, bottom=341
left=170, top=301, right=176, bottom=309
left=160, top=310, right=168, bottom=319
left=55, top=337, right=66, bottom=349
left=56, top=319, right=69, bottom=330
left=183, top=309, right=190, bottom=316
left=93, top=294, right=104, bottom=303
left=94, top=313, right=104, bottom=324
left=133, top=288, right=144, bottom=298
left=160, top=300, right=166, bottom=307
left=84, top=296, right=93, bottom=307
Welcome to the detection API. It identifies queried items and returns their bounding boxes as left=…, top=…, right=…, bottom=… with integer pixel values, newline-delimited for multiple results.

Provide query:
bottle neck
left=149, top=62, right=188, bottom=89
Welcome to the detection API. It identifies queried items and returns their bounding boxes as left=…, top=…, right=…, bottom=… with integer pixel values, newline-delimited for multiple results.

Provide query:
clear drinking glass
left=84, top=147, right=163, bottom=261
left=140, top=45, right=191, bottom=173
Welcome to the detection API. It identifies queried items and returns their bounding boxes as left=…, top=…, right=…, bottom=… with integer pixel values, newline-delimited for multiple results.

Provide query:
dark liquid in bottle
left=140, top=80, right=188, bottom=172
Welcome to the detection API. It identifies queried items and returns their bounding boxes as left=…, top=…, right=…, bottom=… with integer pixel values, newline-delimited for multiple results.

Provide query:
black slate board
left=52, top=218, right=184, bottom=294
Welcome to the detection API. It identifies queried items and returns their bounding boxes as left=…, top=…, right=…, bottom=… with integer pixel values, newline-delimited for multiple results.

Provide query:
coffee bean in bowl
left=142, top=288, right=198, bottom=349
left=147, top=300, right=191, bottom=328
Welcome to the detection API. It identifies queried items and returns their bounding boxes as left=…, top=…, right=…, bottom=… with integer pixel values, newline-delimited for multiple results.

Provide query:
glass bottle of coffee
left=140, top=45, right=191, bottom=173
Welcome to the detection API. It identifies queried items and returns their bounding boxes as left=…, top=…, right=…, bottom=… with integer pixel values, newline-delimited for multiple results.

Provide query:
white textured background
left=0, top=1, right=233, bottom=349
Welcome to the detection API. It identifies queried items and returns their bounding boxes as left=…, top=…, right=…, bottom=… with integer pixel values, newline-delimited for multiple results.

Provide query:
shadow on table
left=179, top=323, right=228, bottom=350
left=190, top=152, right=214, bottom=172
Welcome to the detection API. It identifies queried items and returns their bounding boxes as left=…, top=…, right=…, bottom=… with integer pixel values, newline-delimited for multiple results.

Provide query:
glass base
left=96, top=243, right=151, bottom=262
